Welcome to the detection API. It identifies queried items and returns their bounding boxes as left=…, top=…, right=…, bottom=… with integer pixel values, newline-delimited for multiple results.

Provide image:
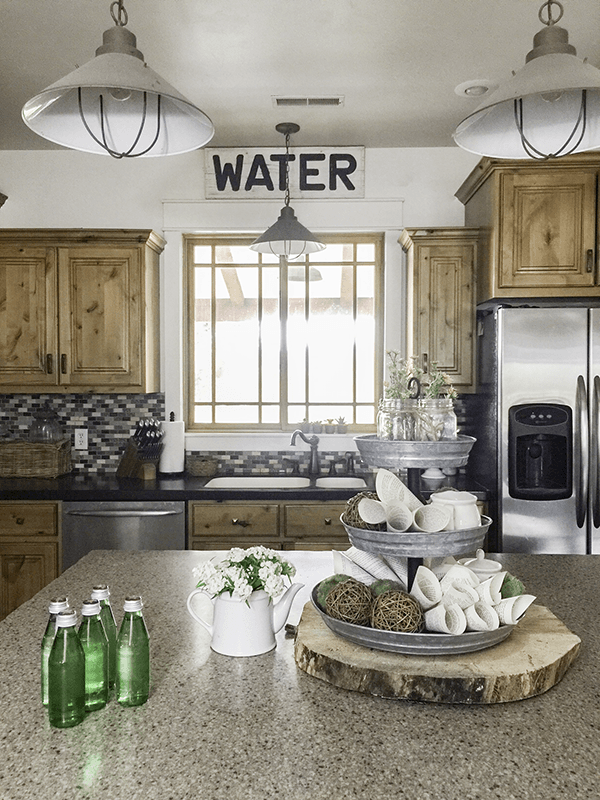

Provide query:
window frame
left=183, top=232, right=385, bottom=432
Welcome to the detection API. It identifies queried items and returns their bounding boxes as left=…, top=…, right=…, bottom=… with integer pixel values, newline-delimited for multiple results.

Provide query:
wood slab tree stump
left=294, top=602, right=581, bottom=704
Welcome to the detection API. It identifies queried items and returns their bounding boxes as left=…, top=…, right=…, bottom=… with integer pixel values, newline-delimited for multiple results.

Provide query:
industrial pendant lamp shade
left=22, top=2, right=214, bottom=158
left=250, top=123, right=325, bottom=258
left=453, top=0, right=600, bottom=160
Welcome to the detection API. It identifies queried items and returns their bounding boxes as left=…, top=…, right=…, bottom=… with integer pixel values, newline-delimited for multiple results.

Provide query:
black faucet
left=290, top=429, right=320, bottom=478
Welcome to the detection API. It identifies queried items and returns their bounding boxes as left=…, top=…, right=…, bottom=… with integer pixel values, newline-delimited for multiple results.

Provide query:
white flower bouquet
left=192, top=546, right=297, bottom=602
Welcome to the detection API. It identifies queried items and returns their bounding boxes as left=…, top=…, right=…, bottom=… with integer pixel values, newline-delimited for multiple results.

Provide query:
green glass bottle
left=48, top=609, right=85, bottom=729
left=78, top=599, right=109, bottom=712
left=116, top=596, right=150, bottom=707
left=41, top=596, right=69, bottom=707
left=91, top=584, right=117, bottom=688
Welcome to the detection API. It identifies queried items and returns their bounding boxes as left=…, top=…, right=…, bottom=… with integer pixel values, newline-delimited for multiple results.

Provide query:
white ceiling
left=2, top=0, right=600, bottom=151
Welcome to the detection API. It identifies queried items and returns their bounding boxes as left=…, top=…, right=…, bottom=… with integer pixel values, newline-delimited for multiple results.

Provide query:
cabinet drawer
left=189, top=503, right=279, bottom=539
left=284, top=503, right=347, bottom=539
left=190, top=539, right=282, bottom=551
left=0, top=503, right=59, bottom=537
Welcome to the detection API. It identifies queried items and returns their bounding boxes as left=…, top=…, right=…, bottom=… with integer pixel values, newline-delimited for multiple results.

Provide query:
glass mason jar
left=376, top=398, right=395, bottom=440
left=392, top=398, right=418, bottom=440
left=415, top=398, right=457, bottom=441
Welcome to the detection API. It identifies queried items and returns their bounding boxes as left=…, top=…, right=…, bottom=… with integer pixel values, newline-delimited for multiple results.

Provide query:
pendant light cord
left=284, top=130, right=291, bottom=208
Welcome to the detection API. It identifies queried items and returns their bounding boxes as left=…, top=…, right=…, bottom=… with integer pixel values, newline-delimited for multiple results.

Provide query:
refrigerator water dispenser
left=508, top=404, right=572, bottom=500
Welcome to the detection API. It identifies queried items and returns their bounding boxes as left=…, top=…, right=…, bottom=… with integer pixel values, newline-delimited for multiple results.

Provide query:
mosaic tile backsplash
left=0, top=393, right=166, bottom=474
left=0, top=394, right=472, bottom=476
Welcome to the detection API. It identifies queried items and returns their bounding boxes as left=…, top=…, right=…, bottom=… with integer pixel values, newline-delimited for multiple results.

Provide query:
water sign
left=205, top=147, right=365, bottom=199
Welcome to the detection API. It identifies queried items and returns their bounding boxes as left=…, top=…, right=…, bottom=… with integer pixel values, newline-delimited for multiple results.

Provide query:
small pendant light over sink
left=250, top=123, right=326, bottom=258
left=453, top=0, right=600, bottom=160
left=21, top=0, right=214, bottom=158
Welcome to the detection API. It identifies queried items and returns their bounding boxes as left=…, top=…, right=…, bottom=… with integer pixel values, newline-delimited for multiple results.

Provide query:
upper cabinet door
left=0, top=247, right=58, bottom=387
left=57, top=246, right=142, bottom=388
left=499, top=169, right=597, bottom=290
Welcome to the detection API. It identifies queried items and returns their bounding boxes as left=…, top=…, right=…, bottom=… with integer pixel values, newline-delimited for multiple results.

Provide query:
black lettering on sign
left=270, top=154, right=296, bottom=191
left=244, top=154, right=275, bottom=191
left=329, top=154, right=357, bottom=191
left=300, top=153, right=326, bottom=191
left=212, top=154, right=244, bottom=191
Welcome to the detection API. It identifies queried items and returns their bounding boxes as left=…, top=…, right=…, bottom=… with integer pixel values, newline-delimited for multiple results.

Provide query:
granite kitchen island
left=0, top=550, right=598, bottom=800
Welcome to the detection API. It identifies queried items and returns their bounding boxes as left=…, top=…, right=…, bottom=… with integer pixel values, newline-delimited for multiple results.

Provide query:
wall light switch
left=74, top=428, right=88, bottom=450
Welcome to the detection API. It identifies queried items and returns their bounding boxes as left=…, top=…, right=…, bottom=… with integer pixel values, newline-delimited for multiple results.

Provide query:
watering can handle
left=186, top=589, right=214, bottom=636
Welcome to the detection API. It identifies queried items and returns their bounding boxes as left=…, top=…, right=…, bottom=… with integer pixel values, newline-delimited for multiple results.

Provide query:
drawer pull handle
left=324, top=518, right=332, bottom=525
left=231, top=518, right=250, bottom=527
left=46, top=354, right=53, bottom=374
left=587, top=249, right=595, bottom=273
left=16, top=518, right=24, bottom=525
left=61, top=354, right=67, bottom=374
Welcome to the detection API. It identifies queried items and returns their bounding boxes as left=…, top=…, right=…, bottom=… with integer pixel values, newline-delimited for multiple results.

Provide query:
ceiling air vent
left=272, top=96, right=345, bottom=107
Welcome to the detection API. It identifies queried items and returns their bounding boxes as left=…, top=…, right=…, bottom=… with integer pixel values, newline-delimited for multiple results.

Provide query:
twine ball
left=370, top=590, right=424, bottom=633
left=342, top=491, right=385, bottom=531
left=325, top=578, right=373, bottom=626
left=317, top=574, right=352, bottom=609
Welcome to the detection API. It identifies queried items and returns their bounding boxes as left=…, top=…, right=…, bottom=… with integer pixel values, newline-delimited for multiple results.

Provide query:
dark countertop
left=0, top=550, right=595, bottom=800
left=0, top=471, right=488, bottom=502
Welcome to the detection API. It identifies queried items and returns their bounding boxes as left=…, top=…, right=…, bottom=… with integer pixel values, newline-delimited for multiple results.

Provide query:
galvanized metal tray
left=311, top=584, right=514, bottom=656
left=354, top=434, right=476, bottom=469
left=341, top=515, right=491, bottom=558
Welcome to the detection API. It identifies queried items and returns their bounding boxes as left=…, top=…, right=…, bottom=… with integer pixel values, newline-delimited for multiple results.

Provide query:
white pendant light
left=453, top=0, right=600, bottom=160
left=250, top=123, right=326, bottom=258
left=22, top=0, right=214, bottom=158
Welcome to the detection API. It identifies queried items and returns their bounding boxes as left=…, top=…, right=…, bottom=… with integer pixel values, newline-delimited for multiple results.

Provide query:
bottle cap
left=55, top=609, right=78, bottom=628
left=91, top=585, right=110, bottom=600
left=123, top=595, right=143, bottom=612
left=81, top=599, right=101, bottom=616
left=48, top=596, right=69, bottom=614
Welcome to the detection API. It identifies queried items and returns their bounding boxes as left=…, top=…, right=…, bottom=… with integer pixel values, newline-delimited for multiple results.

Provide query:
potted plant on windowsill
left=324, top=419, right=336, bottom=434
left=336, top=417, right=348, bottom=434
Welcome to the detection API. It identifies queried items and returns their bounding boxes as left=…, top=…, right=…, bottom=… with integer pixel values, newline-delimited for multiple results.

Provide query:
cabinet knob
left=16, top=518, right=24, bottom=525
left=231, top=518, right=250, bottom=527
left=324, top=518, right=332, bottom=526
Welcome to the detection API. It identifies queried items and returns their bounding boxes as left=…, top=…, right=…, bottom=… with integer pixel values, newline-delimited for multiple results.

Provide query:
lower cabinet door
left=0, top=541, right=58, bottom=620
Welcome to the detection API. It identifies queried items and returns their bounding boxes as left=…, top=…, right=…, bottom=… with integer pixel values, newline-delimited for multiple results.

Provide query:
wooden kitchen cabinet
left=400, top=227, right=478, bottom=392
left=188, top=500, right=350, bottom=551
left=0, top=229, right=165, bottom=392
left=455, top=155, right=600, bottom=301
left=0, top=502, right=61, bottom=621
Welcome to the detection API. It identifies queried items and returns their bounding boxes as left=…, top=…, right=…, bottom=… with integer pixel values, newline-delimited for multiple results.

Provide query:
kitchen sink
left=204, top=476, right=312, bottom=488
left=315, top=477, right=367, bottom=489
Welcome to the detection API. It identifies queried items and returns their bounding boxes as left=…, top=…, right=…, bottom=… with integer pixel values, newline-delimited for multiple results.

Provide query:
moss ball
left=501, top=573, right=525, bottom=598
left=370, top=590, right=424, bottom=633
left=325, top=578, right=373, bottom=626
left=370, top=578, right=405, bottom=596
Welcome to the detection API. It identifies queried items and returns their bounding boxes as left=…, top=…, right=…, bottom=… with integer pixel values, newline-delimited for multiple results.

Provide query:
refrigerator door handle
left=575, top=375, right=589, bottom=528
left=592, top=376, right=600, bottom=527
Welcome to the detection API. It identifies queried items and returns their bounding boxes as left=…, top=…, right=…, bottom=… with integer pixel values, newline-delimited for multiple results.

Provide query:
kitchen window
left=184, top=233, right=384, bottom=431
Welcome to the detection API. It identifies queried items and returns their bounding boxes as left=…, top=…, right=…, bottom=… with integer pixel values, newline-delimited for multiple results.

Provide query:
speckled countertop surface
left=0, top=551, right=596, bottom=800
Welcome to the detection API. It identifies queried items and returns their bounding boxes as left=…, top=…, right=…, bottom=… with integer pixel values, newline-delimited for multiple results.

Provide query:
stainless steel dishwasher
left=62, top=501, right=186, bottom=570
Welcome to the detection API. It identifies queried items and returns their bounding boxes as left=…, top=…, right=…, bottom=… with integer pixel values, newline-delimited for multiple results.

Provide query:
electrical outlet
left=74, top=428, right=88, bottom=450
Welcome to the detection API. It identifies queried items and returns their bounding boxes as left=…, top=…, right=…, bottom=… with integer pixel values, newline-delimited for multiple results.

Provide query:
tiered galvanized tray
left=353, top=434, right=476, bottom=470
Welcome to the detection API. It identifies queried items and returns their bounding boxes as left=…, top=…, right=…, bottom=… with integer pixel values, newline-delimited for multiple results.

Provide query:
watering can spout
left=272, top=583, right=304, bottom=633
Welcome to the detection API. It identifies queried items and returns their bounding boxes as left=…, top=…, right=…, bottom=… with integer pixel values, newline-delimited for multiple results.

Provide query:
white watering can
left=186, top=583, right=304, bottom=657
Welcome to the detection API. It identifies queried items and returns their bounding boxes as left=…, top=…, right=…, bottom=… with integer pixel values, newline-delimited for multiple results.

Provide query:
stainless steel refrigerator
left=471, top=304, right=600, bottom=554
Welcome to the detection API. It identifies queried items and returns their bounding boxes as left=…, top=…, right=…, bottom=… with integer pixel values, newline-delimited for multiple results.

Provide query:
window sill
left=185, top=431, right=362, bottom=452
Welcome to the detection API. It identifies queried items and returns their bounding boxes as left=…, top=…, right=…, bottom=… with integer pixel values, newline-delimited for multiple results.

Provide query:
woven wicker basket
left=0, top=438, right=72, bottom=478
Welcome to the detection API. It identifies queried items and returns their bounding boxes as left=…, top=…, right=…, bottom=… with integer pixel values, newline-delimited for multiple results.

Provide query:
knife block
left=116, top=439, right=159, bottom=481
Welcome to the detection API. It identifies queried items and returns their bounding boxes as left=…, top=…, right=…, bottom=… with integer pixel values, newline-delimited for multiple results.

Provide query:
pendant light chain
left=284, top=130, right=291, bottom=208
left=538, top=0, right=563, bottom=27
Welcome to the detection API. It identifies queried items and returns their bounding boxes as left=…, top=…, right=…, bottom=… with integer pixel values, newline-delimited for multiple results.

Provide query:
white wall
left=0, top=146, right=480, bottom=451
